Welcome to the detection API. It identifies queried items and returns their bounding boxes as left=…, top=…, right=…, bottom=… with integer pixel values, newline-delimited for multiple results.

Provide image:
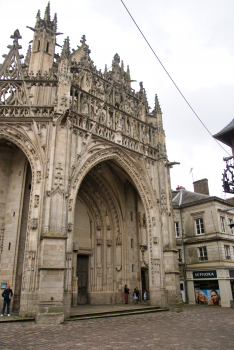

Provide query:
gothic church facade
left=0, top=4, right=181, bottom=324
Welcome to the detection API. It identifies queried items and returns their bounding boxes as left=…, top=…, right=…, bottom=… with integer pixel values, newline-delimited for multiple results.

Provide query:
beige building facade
left=173, top=180, right=234, bottom=308
left=0, top=4, right=181, bottom=324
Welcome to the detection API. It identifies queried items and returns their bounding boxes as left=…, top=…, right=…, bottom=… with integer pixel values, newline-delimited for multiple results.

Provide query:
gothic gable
left=0, top=30, right=30, bottom=107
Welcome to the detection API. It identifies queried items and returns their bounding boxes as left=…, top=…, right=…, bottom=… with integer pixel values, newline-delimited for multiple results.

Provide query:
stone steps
left=0, top=316, right=35, bottom=323
left=67, top=306, right=169, bottom=321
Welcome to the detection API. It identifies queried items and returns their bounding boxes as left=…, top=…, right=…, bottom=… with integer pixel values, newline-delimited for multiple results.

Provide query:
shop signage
left=193, top=271, right=217, bottom=279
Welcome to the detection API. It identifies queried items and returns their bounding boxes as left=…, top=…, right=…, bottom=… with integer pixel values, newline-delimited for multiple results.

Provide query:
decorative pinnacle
left=121, top=60, right=124, bottom=72
left=53, top=13, right=57, bottom=30
left=154, top=94, right=162, bottom=114
left=36, top=9, right=41, bottom=19
left=44, top=2, right=51, bottom=22
left=61, top=37, right=70, bottom=58
left=24, top=44, right=31, bottom=65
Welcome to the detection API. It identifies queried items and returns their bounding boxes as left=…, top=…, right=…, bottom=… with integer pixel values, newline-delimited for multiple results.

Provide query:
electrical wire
left=120, top=0, right=231, bottom=156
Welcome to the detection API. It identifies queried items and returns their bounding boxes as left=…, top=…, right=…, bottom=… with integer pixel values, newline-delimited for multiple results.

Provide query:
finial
left=9, top=29, right=22, bottom=49
left=44, top=2, right=51, bottom=22
left=10, top=29, right=22, bottom=41
left=80, top=35, right=86, bottom=45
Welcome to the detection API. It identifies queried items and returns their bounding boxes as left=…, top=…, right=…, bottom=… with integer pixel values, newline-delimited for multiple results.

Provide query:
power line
left=120, top=0, right=231, bottom=156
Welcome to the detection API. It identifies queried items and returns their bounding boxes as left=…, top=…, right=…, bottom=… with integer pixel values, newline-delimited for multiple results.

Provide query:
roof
left=172, top=189, right=209, bottom=206
left=213, top=119, right=234, bottom=147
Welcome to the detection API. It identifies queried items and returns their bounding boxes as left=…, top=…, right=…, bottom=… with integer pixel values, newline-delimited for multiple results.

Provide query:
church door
left=77, top=255, right=88, bottom=304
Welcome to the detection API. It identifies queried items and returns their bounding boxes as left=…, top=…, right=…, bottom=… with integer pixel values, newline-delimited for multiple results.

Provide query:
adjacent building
left=173, top=179, right=234, bottom=307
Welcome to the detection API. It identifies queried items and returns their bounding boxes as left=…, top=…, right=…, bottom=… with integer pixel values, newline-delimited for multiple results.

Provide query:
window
left=198, top=246, right=208, bottom=261
left=220, top=217, right=226, bottom=233
left=195, top=218, right=204, bottom=235
left=175, top=222, right=179, bottom=238
left=178, top=249, right=182, bottom=262
left=37, top=40, right=40, bottom=51
left=46, top=42, right=49, bottom=53
left=224, top=245, right=231, bottom=260
left=229, top=219, right=234, bottom=235
left=131, top=239, right=133, bottom=248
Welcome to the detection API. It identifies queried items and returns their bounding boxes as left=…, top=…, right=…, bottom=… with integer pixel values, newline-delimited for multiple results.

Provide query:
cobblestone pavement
left=0, top=305, right=233, bottom=350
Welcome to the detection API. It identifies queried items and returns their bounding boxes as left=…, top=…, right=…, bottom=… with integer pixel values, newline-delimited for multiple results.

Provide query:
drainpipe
left=180, top=207, right=189, bottom=304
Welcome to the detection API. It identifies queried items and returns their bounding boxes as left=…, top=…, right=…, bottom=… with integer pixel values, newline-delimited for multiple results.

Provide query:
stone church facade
left=0, top=4, right=181, bottom=324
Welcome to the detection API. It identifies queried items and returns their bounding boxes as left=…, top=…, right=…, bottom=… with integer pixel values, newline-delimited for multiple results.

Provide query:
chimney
left=193, top=178, right=209, bottom=195
left=176, top=186, right=185, bottom=191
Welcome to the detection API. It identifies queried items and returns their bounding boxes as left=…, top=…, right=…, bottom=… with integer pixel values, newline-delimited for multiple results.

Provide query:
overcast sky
left=1, top=0, right=234, bottom=198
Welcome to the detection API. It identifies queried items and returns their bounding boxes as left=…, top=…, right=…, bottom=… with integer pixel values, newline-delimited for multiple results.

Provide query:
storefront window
left=194, top=280, right=221, bottom=306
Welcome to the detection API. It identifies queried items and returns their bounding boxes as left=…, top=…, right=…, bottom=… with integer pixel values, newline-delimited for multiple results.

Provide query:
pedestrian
left=136, top=287, right=139, bottom=303
left=1, top=285, right=13, bottom=317
left=143, top=289, right=148, bottom=304
left=124, top=284, right=129, bottom=304
left=133, top=287, right=139, bottom=304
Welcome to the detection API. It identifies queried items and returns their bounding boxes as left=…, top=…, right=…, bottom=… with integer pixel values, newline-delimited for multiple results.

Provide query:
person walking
left=133, top=287, right=139, bottom=304
left=124, top=284, right=129, bottom=304
left=135, top=287, right=139, bottom=303
left=143, top=290, right=148, bottom=304
left=1, top=285, right=13, bottom=317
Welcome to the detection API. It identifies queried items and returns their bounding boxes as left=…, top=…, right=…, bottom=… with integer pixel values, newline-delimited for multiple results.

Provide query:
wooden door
left=77, top=255, right=88, bottom=304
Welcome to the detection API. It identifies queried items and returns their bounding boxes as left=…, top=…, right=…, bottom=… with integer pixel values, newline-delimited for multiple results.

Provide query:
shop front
left=186, top=268, right=234, bottom=307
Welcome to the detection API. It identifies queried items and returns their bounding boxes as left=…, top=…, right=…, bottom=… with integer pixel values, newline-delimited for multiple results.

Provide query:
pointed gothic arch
left=0, top=128, right=44, bottom=302
left=68, top=147, right=160, bottom=292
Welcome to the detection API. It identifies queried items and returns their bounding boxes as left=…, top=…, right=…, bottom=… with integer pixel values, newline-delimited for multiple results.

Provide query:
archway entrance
left=0, top=139, right=32, bottom=311
left=72, top=159, right=149, bottom=305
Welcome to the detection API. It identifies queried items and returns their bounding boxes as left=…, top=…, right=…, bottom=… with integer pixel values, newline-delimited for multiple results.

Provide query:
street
left=0, top=305, right=233, bottom=349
